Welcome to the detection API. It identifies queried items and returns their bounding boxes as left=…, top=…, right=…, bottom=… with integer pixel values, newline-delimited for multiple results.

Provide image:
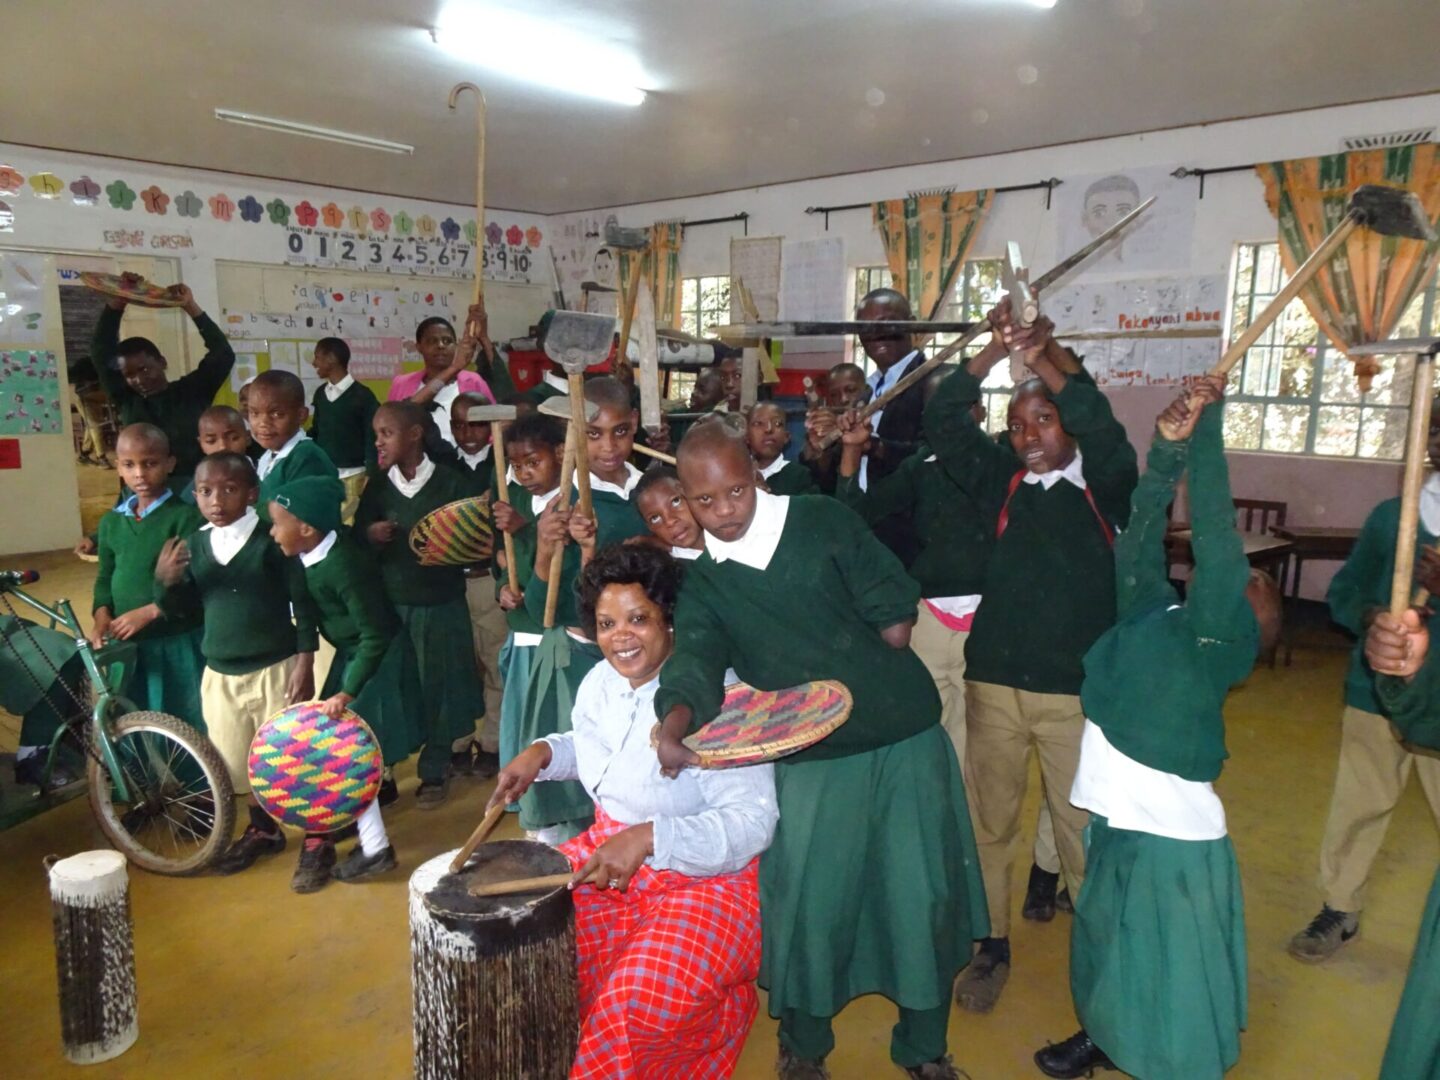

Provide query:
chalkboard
left=58, top=284, right=109, bottom=381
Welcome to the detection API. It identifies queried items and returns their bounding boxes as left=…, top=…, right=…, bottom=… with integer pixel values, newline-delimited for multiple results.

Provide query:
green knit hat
left=268, top=475, right=345, bottom=533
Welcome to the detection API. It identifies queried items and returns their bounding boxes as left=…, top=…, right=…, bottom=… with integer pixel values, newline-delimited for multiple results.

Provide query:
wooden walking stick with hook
left=449, top=82, right=492, bottom=363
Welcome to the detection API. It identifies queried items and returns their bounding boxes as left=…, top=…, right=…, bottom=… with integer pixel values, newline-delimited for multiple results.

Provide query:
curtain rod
left=804, top=177, right=1063, bottom=230
left=1169, top=164, right=1254, bottom=199
left=680, top=212, right=750, bottom=236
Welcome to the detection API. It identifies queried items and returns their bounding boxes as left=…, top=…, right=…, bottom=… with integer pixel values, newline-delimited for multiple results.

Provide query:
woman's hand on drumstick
left=488, top=741, right=551, bottom=811
left=1365, top=608, right=1430, bottom=680
left=317, top=691, right=354, bottom=719
left=570, top=824, right=654, bottom=893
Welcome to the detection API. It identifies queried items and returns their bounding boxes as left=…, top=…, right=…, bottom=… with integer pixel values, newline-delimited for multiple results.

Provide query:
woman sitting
left=490, top=544, right=777, bottom=1080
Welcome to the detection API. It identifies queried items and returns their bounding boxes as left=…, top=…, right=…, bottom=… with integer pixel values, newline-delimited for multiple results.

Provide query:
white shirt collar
left=257, top=429, right=308, bottom=478
left=300, top=530, right=339, bottom=567
left=589, top=461, right=643, bottom=499
left=543, top=370, right=568, bottom=393
left=1022, top=448, right=1088, bottom=491
left=1421, top=471, right=1440, bottom=536
left=458, top=445, right=492, bottom=469
left=389, top=454, right=435, bottom=498
left=704, top=489, right=790, bottom=571
left=867, top=349, right=921, bottom=395
left=671, top=545, right=703, bottom=560
left=323, top=374, right=355, bottom=401
left=758, top=455, right=787, bottom=480
left=114, top=488, right=173, bottom=519
left=201, top=507, right=259, bottom=565
left=531, top=485, right=560, bottom=517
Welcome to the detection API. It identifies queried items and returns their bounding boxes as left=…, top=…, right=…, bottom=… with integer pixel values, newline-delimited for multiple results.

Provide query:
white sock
left=357, top=800, right=390, bottom=857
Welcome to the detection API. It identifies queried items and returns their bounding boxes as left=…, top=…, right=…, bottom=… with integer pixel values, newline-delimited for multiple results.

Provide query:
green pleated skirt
left=321, top=632, right=423, bottom=767
left=759, top=724, right=989, bottom=1019
left=516, top=628, right=599, bottom=833
left=131, top=629, right=207, bottom=734
left=1071, top=815, right=1246, bottom=1080
left=497, top=634, right=535, bottom=769
left=396, top=599, right=488, bottom=750
left=1381, top=864, right=1440, bottom=1080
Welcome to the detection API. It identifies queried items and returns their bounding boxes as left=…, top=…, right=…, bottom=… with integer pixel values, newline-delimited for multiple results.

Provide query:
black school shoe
left=1023, top=864, right=1060, bottom=922
left=332, top=844, right=398, bottom=883
left=1034, top=1030, right=1116, bottom=1078
left=416, top=778, right=448, bottom=809
left=378, top=776, right=399, bottom=807
left=471, top=748, right=500, bottom=779
left=213, top=825, right=286, bottom=875
left=290, top=837, right=336, bottom=893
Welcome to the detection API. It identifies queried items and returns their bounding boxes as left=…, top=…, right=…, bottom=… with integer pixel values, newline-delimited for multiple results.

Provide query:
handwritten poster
left=0, top=349, right=62, bottom=434
left=730, top=236, right=782, bottom=322
left=780, top=236, right=846, bottom=354
left=1055, top=165, right=1197, bottom=276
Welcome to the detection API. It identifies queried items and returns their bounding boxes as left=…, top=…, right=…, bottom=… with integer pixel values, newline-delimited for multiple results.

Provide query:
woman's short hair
left=576, top=544, right=681, bottom=641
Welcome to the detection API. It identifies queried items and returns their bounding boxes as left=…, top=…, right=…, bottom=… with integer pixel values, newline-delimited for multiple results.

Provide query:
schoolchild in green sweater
left=249, top=369, right=340, bottom=518
left=1035, top=378, right=1281, bottom=1080
left=197, top=405, right=253, bottom=459
left=90, top=424, right=206, bottom=730
left=491, top=412, right=565, bottom=776
left=518, top=377, right=648, bottom=843
left=355, top=402, right=486, bottom=809
left=655, top=423, right=988, bottom=1080
left=268, top=475, right=416, bottom=891
left=632, top=466, right=705, bottom=558
left=748, top=402, right=817, bottom=496
left=92, top=280, right=236, bottom=481
left=154, top=453, right=318, bottom=877
left=449, top=390, right=504, bottom=776
left=309, top=337, right=380, bottom=475
left=1288, top=395, right=1440, bottom=963
left=1363, top=607, right=1440, bottom=1080
left=928, top=301, right=1139, bottom=1013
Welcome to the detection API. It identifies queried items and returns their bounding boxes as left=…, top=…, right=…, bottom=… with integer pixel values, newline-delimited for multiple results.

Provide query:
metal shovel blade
left=466, top=404, right=519, bottom=423
left=1349, top=184, right=1435, bottom=241
left=543, top=310, right=617, bottom=374
left=604, top=223, right=651, bottom=250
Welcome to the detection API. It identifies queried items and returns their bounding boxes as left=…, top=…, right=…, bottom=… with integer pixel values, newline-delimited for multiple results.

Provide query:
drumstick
left=449, top=801, right=507, bottom=875
left=632, top=442, right=676, bottom=466
left=542, top=422, right=579, bottom=628
left=490, top=420, right=520, bottom=595
left=467, top=872, right=573, bottom=898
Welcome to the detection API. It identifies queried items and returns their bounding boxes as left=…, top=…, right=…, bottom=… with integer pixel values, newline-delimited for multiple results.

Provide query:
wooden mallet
left=536, top=394, right=600, bottom=627
left=467, top=403, right=519, bottom=594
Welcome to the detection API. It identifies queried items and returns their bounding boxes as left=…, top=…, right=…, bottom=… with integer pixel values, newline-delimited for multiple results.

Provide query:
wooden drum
left=46, top=850, right=139, bottom=1065
left=410, top=841, right=579, bottom=1080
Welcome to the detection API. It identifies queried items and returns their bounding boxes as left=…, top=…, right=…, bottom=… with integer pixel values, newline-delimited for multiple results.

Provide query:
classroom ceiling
left=7, top=0, right=1440, bottom=215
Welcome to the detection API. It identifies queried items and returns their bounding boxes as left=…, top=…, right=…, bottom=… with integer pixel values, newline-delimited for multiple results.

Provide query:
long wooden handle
left=615, top=258, right=645, bottom=376
left=467, top=872, right=573, bottom=898
left=449, top=801, right=506, bottom=875
left=1392, top=353, right=1435, bottom=616
left=490, top=421, right=519, bottom=595
left=568, top=374, right=593, bottom=520
left=1211, top=215, right=1359, bottom=377
left=542, top=423, right=579, bottom=628
left=632, top=442, right=676, bottom=466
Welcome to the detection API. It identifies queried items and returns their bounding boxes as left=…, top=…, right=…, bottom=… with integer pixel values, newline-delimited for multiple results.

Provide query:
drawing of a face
left=1082, top=175, right=1141, bottom=239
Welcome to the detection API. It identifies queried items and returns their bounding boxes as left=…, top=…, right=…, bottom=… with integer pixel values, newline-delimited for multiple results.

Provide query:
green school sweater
left=656, top=495, right=940, bottom=761
left=762, top=459, right=819, bottom=496
left=257, top=439, right=340, bottom=520
left=450, top=452, right=496, bottom=499
left=923, top=367, right=1138, bottom=695
left=1328, top=498, right=1437, bottom=716
left=92, top=307, right=235, bottom=479
left=156, top=524, right=320, bottom=675
left=1080, top=408, right=1257, bottom=782
left=309, top=381, right=379, bottom=470
left=836, top=449, right=993, bottom=598
left=498, top=478, right=544, bottom=636
left=93, top=496, right=205, bottom=639
left=1377, top=657, right=1440, bottom=754
left=300, top=532, right=400, bottom=698
left=354, top=461, right=473, bottom=607
left=522, top=484, right=647, bottom=629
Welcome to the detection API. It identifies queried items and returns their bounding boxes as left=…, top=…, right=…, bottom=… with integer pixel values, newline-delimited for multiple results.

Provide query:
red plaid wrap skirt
left=559, top=806, right=762, bottom=1079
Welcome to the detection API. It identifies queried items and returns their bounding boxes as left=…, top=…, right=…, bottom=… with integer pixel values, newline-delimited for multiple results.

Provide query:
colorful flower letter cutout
left=321, top=202, right=344, bottom=228
left=238, top=196, right=264, bottom=223
left=267, top=198, right=290, bottom=225
left=295, top=201, right=319, bottom=228
left=141, top=185, right=170, bottom=214
left=210, top=194, right=235, bottom=221
left=106, top=180, right=137, bottom=210
left=70, top=176, right=101, bottom=205
left=175, top=191, right=203, bottom=217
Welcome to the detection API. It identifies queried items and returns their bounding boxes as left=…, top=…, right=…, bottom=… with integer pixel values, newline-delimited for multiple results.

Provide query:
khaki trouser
left=339, top=471, right=368, bottom=528
left=965, top=681, right=1089, bottom=937
left=461, top=573, right=507, bottom=754
left=910, top=605, right=1061, bottom=876
left=200, top=657, right=296, bottom=793
left=1317, top=705, right=1440, bottom=913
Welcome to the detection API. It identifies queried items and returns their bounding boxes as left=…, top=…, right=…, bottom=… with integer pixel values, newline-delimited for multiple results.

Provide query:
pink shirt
left=387, top=368, right=494, bottom=403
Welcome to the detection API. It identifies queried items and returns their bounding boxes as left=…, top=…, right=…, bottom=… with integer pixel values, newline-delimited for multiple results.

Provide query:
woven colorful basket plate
left=660, top=679, right=852, bottom=769
left=248, top=702, right=383, bottom=832
left=409, top=496, right=493, bottom=567
left=79, top=271, right=187, bottom=307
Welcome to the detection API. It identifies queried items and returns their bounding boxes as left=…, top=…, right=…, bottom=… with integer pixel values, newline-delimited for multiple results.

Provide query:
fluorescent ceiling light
left=213, top=109, right=415, bottom=154
left=432, top=6, right=647, bottom=106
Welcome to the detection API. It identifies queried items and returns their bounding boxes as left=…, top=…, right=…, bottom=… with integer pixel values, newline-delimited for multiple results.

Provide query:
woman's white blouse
left=537, top=660, right=778, bottom=877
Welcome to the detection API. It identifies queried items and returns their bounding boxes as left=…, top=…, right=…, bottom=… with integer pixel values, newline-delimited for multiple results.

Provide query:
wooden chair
left=1233, top=498, right=1287, bottom=535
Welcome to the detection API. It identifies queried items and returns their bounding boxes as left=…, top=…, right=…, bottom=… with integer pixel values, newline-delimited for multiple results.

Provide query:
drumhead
left=420, top=840, right=572, bottom=921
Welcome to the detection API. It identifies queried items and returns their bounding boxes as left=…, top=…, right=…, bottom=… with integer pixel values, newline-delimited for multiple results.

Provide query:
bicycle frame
left=1, top=585, right=135, bottom=802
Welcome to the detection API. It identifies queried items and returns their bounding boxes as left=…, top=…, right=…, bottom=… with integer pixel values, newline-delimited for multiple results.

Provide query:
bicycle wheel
left=86, top=711, right=235, bottom=875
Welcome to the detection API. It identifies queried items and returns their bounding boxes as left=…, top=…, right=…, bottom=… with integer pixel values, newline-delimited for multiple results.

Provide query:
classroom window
left=673, top=275, right=731, bottom=404
left=1222, top=242, right=1440, bottom=459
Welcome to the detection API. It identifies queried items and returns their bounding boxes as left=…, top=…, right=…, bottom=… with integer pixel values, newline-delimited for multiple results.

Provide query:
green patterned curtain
left=1257, top=145, right=1440, bottom=389
left=871, top=189, right=992, bottom=318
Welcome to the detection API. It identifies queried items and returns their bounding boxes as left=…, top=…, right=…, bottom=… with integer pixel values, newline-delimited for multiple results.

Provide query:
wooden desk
left=1270, top=525, right=1361, bottom=666
left=1165, top=529, right=1295, bottom=667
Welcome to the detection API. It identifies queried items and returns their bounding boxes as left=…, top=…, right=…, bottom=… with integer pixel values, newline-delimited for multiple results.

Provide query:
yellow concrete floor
left=1, top=546, right=1436, bottom=1079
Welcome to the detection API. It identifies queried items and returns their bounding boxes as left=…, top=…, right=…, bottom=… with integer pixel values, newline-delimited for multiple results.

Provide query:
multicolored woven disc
left=248, top=703, right=383, bottom=832
left=410, top=496, right=493, bottom=567
left=660, top=679, right=852, bottom=769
